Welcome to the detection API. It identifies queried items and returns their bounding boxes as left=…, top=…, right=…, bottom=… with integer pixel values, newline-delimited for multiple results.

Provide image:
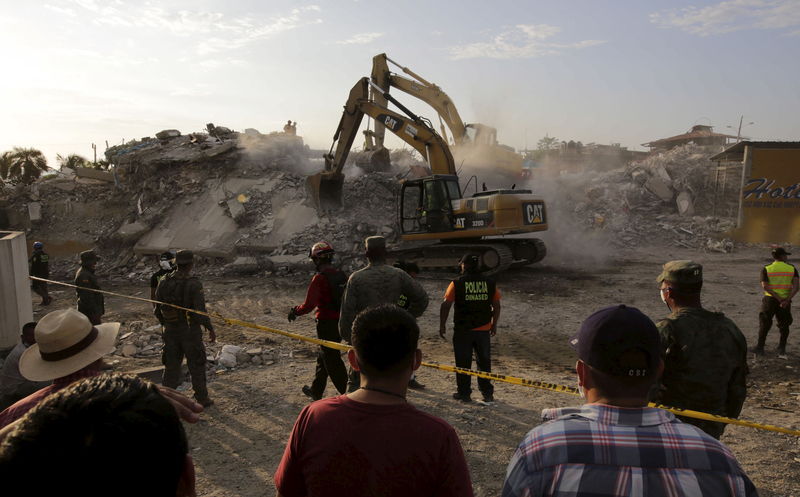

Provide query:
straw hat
left=20, top=309, right=120, bottom=382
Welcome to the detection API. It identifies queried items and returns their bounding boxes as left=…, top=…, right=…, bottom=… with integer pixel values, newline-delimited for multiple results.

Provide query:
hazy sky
left=1, top=0, right=798, bottom=167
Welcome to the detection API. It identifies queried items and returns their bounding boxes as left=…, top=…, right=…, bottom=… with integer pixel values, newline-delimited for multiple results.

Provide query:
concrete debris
left=217, top=344, right=241, bottom=368
left=27, top=202, right=42, bottom=222
left=557, top=144, right=739, bottom=250
left=223, top=256, right=260, bottom=275
left=676, top=191, right=694, bottom=217
left=156, top=129, right=181, bottom=140
left=74, top=167, right=114, bottom=182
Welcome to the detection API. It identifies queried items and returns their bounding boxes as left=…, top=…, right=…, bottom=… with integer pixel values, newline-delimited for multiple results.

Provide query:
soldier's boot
left=777, top=329, right=789, bottom=357
left=752, top=329, right=768, bottom=355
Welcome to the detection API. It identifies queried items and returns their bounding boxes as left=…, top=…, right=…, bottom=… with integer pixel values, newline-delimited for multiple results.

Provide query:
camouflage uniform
left=29, top=247, right=51, bottom=304
left=75, top=250, right=104, bottom=325
left=339, top=237, right=429, bottom=391
left=155, top=250, right=214, bottom=403
left=652, top=261, right=748, bottom=439
left=339, top=264, right=428, bottom=342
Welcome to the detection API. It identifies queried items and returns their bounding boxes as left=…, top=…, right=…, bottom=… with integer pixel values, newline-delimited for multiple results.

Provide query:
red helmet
left=309, top=241, right=335, bottom=259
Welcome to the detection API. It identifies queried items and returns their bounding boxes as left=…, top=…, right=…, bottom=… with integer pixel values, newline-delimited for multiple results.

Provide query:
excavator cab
left=400, top=175, right=461, bottom=234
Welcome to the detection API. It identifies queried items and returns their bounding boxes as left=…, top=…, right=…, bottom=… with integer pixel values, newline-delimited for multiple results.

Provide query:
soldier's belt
left=31, top=276, right=800, bottom=437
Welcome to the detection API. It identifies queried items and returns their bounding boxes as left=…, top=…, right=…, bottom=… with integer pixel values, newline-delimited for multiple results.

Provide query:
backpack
left=321, top=269, right=348, bottom=312
left=156, top=273, right=191, bottom=323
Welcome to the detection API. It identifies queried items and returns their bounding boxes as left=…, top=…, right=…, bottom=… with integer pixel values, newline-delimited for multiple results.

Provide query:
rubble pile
left=111, top=321, right=314, bottom=378
left=0, top=124, right=410, bottom=279
left=553, top=144, right=739, bottom=250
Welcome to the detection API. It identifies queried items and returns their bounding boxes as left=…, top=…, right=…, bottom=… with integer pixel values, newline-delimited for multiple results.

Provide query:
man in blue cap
left=503, top=305, right=756, bottom=497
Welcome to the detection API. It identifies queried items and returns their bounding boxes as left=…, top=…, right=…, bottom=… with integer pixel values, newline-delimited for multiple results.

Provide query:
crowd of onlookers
left=0, top=303, right=759, bottom=496
left=1, top=239, right=791, bottom=496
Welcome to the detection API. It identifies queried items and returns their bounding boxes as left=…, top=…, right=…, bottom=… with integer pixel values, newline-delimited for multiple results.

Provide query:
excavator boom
left=371, top=53, right=467, bottom=149
left=308, top=77, right=455, bottom=210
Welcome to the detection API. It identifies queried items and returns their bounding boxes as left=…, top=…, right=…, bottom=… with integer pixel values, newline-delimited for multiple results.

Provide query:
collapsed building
left=0, top=123, right=744, bottom=286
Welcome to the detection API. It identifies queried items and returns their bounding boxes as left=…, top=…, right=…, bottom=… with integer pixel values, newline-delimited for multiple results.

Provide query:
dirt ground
left=34, top=244, right=800, bottom=497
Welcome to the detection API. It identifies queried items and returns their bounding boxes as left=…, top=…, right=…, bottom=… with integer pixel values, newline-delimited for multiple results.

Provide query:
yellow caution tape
left=31, top=276, right=800, bottom=437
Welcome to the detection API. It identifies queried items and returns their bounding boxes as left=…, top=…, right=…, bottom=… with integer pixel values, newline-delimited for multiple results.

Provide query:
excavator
left=307, top=77, right=547, bottom=274
left=368, top=53, right=528, bottom=180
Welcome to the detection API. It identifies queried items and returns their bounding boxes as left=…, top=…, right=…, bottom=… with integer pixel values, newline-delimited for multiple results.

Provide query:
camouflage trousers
left=162, top=323, right=208, bottom=401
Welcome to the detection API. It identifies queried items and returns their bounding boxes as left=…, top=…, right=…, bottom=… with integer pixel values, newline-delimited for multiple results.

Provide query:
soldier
left=288, top=242, right=349, bottom=401
left=339, top=236, right=429, bottom=392
left=653, top=260, right=748, bottom=439
left=150, top=251, right=176, bottom=307
left=29, top=241, right=51, bottom=305
left=755, top=247, right=799, bottom=358
left=74, top=250, right=104, bottom=325
left=439, top=253, right=502, bottom=403
left=155, top=250, right=216, bottom=407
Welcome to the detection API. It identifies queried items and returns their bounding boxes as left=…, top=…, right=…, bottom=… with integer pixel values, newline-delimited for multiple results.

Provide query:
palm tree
left=4, top=147, right=49, bottom=184
left=0, top=151, right=12, bottom=181
left=56, top=153, right=89, bottom=171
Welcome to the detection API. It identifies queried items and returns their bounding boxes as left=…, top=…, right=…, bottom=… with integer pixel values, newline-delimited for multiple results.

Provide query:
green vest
left=764, top=261, right=795, bottom=298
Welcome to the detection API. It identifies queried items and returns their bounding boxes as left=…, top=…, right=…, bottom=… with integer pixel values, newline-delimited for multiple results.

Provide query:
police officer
left=288, top=242, right=348, bottom=401
left=155, top=250, right=216, bottom=407
left=653, top=260, right=748, bottom=439
left=439, top=253, right=502, bottom=403
left=339, top=236, right=429, bottom=391
left=756, top=247, right=799, bottom=358
left=75, top=250, right=104, bottom=325
left=29, top=241, right=51, bottom=305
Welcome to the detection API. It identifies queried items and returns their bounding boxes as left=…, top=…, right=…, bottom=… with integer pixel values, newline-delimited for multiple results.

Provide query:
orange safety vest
left=764, top=261, right=795, bottom=298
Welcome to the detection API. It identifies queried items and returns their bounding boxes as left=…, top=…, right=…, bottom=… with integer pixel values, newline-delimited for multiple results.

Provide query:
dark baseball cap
left=159, top=251, right=174, bottom=261
left=570, top=305, right=660, bottom=377
left=459, top=253, right=480, bottom=268
left=772, top=247, right=791, bottom=258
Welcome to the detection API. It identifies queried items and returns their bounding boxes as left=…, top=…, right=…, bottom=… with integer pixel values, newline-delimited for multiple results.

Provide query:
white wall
left=0, top=231, right=33, bottom=349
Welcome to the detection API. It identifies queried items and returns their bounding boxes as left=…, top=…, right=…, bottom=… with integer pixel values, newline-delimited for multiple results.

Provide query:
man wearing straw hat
left=0, top=308, right=120, bottom=428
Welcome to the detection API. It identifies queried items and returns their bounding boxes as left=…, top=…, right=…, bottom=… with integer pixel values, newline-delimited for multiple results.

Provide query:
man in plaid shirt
left=502, top=305, right=757, bottom=497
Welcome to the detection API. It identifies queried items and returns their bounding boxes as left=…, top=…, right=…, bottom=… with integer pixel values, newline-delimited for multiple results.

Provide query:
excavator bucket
left=307, top=171, right=345, bottom=211
left=355, top=147, right=392, bottom=173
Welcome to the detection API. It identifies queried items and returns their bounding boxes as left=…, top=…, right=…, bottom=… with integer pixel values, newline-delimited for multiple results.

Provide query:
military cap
left=175, top=249, right=194, bottom=265
left=79, top=250, right=99, bottom=263
left=364, top=236, right=386, bottom=251
left=656, top=260, right=703, bottom=285
left=159, top=251, right=175, bottom=262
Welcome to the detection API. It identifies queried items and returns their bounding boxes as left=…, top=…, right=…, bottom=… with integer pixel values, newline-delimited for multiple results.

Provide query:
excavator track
left=388, top=238, right=545, bottom=277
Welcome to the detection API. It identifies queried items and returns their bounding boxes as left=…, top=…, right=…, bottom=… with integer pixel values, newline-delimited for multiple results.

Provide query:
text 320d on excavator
left=307, top=77, right=547, bottom=275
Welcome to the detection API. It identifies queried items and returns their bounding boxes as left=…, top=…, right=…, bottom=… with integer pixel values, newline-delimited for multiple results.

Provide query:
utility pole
left=736, top=115, right=743, bottom=143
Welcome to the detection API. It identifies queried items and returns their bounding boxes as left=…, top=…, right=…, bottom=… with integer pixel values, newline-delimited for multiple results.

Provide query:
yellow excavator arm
left=371, top=53, right=467, bottom=146
left=308, top=77, right=455, bottom=210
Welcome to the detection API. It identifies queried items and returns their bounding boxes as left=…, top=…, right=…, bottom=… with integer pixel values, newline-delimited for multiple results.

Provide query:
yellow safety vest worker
left=764, top=261, right=795, bottom=299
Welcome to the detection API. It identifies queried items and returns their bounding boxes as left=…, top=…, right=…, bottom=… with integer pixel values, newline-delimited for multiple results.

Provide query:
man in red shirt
left=288, top=242, right=348, bottom=400
left=275, top=304, right=473, bottom=497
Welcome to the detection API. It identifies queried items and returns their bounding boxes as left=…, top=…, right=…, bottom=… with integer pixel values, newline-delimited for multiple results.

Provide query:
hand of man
left=206, top=326, right=216, bottom=343
left=156, top=385, right=204, bottom=423
left=781, top=299, right=791, bottom=308
left=439, top=326, right=446, bottom=339
left=288, top=308, right=298, bottom=322
left=490, top=325, right=497, bottom=337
